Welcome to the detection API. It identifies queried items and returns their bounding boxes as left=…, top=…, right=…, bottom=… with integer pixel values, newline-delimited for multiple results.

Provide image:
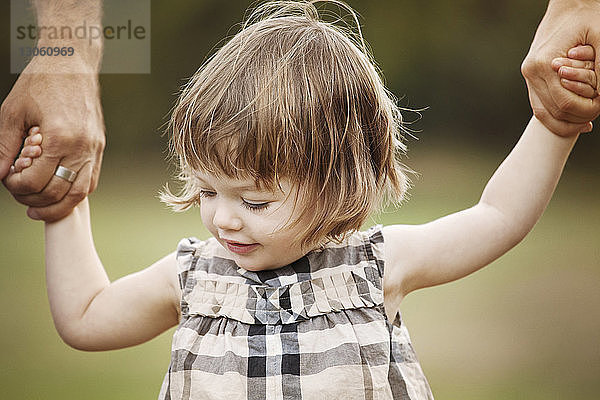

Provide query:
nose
left=212, top=201, right=243, bottom=231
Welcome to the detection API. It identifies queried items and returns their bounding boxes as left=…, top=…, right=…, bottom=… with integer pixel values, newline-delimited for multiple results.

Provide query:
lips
left=223, top=240, right=259, bottom=255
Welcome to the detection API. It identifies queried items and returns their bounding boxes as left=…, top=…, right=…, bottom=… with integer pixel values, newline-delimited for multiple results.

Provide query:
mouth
left=223, top=240, right=260, bottom=255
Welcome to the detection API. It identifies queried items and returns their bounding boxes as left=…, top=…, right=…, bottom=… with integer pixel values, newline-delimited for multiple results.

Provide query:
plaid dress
left=159, top=225, right=433, bottom=400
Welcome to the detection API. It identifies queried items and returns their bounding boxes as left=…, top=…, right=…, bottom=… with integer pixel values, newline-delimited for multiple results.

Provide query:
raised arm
left=45, top=199, right=181, bottom=350
left=383, top=117, right=580, bottom=300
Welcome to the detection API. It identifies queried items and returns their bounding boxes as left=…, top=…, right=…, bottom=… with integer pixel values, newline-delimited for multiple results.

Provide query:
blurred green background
left=1, top=1, right=599, bottom=399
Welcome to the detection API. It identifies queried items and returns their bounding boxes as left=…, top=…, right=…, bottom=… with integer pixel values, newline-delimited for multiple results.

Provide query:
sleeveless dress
left=159, top=225, right=433, bottom=400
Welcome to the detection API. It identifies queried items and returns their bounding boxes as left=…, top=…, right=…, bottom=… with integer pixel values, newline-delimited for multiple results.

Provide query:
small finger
left=567, top=45, right=595, bottom=61
left=28, top=126, right=40, bottom=136
left=20, top=145, right=42, bottom=158
left=14, top=157, right=32, bottom=172
left=24, top=133, right=43, bottom=146
left=552, top=57, right=595, bottom=72
left=560, top=78, right=598, bottom=99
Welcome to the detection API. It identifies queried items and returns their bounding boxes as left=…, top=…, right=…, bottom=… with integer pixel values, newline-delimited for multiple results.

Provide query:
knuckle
left=43, top=114, right=105, bottom=153
left=520, top=59, right=532, bottom=78
left=45, top=122, right=103, bottom=155
left=521, top=56, right=542, bottom=78
left=44, top=127, right=83, bottom=152
left=96, top=133, right=106, bottom=151
left=89, top=132, right=105, bottom=154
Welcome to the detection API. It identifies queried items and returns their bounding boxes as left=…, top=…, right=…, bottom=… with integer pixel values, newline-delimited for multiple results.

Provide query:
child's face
left=197, top=172, right=311, bottom=271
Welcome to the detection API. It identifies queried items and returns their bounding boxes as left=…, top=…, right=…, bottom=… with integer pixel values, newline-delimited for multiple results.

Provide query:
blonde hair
left=162, top=0, right=410, bottom=249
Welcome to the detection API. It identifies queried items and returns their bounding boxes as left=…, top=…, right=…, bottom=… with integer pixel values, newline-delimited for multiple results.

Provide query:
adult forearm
left=479, top=117, right=578, bottom=241
left=44, top=198, right=110, bottom=346
left=32, top=0, right=104, bottom=71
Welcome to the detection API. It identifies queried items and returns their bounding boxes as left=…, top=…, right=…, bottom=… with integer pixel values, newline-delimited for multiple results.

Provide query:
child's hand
left=552, top=45, right=598, bottom=100
left=11, top=126, right=43, bottom=174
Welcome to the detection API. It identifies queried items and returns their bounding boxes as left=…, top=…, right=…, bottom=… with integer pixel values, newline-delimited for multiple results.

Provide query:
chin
left=234, top=258, right=280, bottom=272
left=236, top=262, right=269, bottom=272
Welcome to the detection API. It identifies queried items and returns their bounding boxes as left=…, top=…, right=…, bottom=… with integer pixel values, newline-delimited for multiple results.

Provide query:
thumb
left=0, top=109, right=25, bottom=180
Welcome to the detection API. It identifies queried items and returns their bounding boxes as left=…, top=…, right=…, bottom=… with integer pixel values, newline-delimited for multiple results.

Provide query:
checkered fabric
left=159, top=225, right=433, bottom=400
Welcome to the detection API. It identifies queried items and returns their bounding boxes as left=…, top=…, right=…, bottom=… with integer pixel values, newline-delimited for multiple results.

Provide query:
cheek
left=199, top=202, right=213, bottom=227
left=259, top=212, right=293, bottom=239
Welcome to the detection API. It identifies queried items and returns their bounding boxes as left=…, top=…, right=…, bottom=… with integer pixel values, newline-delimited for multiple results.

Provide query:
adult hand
left=0, top=0, right=105, bottom=222
left=0, top=57, right=105, bottom=221
left=521, top=0, right=600, bottom=136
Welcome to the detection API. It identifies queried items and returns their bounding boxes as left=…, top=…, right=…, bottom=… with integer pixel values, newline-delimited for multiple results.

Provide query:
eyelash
left=198, top=190, right=270, bottom=212
left=242, top=200, right=270, bottom=211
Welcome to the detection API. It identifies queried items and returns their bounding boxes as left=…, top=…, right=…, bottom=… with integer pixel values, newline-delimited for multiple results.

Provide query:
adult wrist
left=34, top=38, right=104, bottom=73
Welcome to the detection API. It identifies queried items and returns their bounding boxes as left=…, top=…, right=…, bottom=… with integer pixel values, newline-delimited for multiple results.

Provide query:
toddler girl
left=12, top=1, right=597, bottom=399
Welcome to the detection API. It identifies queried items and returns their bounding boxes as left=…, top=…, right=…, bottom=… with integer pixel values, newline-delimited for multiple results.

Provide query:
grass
left=1, top=141, right=598, bottom=399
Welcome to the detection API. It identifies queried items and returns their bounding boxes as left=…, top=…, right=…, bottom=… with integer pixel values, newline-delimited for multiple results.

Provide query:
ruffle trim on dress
left=184, top=266, right=384, bottom=325
left=177, top=225, right=385, bottom=325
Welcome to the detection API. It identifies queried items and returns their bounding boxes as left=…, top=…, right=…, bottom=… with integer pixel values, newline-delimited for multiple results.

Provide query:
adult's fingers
left=558, top=66, right=597, bottom=91
left=546, top=75, right=600, bottom=122
left=26, top=161, right=92, bottom=222
left=8, top=160, right=79, bottom=208
left=0, top=102, right=26, bottom=179
left=527, top=87, right=593, bottom=136
left=522, top=60, right=592, bottom=125
left=3, top=152, right=61, bottom=196
left=560, top=78, right=597, bottom=99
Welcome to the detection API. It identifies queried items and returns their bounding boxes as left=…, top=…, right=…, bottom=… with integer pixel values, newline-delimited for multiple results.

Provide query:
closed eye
left=242, top=199, right=270, bottom=211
